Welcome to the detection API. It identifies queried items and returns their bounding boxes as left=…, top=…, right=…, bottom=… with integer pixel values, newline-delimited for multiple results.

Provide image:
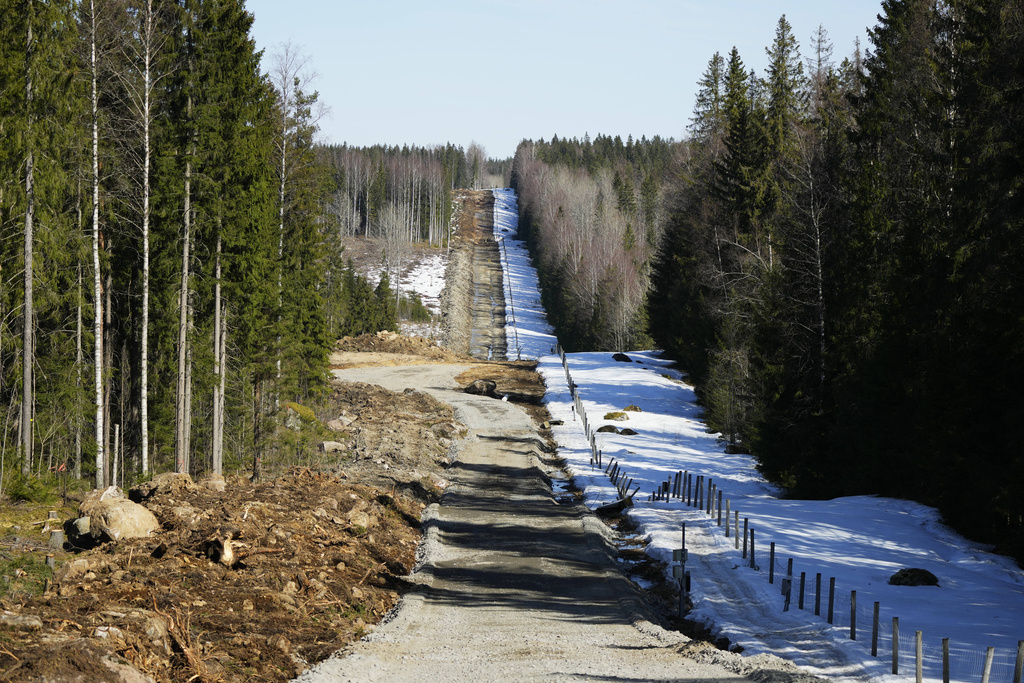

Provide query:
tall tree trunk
left=90, top=0, right=105, bottom=488
left=22, top=0, right=35, bottom=477
left=140, top=0, right=153, bottom=476
left=212, top=231, right=223, bottom=474
left=75, top=264, right=82, bottom=479
left=176, top=154, right=191, bottom=472
left=104, top=270, right=112, bottom=485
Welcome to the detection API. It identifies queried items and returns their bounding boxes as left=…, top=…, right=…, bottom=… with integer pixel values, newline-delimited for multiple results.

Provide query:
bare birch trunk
left=140, top=0, right=153, bottom=476
left=22, top=0, right=35, bottom=476
left=88, top=0, right=105, bottom=488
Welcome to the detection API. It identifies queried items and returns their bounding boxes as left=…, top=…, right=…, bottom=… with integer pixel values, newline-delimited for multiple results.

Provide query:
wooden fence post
left=943, top=637, right=950, bottom=683
left=799, top=572, right=806, bottom=610
left=734, top=511, right=739, bottom=549
left=749, top=528, right=756, bottom=569
left=769, top=543, right=776, bottom=584
left=827, top=577, right=835, bottom=624
left=893, top=617, right=900, bottom=675
left=717, top=490, right=723, bottom=526
left=743, top=518, right=749, bottom=559
left=916, top=631, right=923, bottom=683
left=872, top=602, right=880, bottom=657
left=851, top=590, right=857, bottom=640
left=725, top=499, right=731, bottom=537
left=982, top=647, right=995, bottom=683
left=815, top=573, right=822, bottom=616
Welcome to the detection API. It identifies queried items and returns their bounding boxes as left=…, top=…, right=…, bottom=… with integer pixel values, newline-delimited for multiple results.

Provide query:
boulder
left=612, top=353, right=632, bottom=363
left=79, top=487, right=159, bottom=543
left=889, top=568, right=939, bottom=587
left=327, top=415, right=355, bottom=431
left=319, top=441, right=346, bottom=453
left=198, top=473, right=226, bottom=493
left=596, top=425, right=619, bottom=434
left=129, top=472, right=197, bottom=501
left=619, top=428, right=639, bottom=436
left=464, top=379, right=498, bottom=397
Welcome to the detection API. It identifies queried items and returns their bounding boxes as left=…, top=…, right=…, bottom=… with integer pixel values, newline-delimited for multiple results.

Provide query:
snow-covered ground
left=491, top=188, right=1024, bottom=683
left=363, top=252, right=447, bottom=315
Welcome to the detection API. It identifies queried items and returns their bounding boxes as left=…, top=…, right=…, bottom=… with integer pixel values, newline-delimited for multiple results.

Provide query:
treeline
left=320, top=143, right=478, bottom=247
left=320, top=142, right=502, bottom=294
left=511, top=134, right=676, bottom=350
left=0, top=0, right=386, bottom=494
left=649, top=2, right=1024, bottom=558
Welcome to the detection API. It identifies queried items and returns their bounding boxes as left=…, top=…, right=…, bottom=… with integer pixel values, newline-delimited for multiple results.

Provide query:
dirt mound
left=332, top=332, right=466, bottom=366
left=326, top=381, right=462, bottom=499
left=1, top=469, right=423, bottom=682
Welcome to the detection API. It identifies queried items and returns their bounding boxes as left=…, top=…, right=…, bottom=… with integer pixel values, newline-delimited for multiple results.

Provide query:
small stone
left=242, top=599, right=254, bottom=611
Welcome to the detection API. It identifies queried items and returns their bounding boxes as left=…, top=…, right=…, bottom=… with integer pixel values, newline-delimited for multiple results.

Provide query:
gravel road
left=295, top=364, right=819, bottom=682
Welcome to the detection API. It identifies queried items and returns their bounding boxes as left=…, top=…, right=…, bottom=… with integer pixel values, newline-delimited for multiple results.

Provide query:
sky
left=246, top=0, right=885, bottom=159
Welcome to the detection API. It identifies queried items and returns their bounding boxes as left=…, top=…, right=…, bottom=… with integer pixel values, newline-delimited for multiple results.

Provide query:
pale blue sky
left=247, top=0, right=883, bottom=159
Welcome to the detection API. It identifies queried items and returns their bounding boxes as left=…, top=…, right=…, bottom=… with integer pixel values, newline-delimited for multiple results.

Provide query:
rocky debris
left=327, top=414, right=356, bottom=430
left=198, top=473, right=226, bottom=493
left=74, top=486, right=160, bottom=544
left=327, top=381, right=459, bottom=502
left=0, top=611, right=43, bottom=631
left=334, top=331, right=463, bottom=362
left=463, top=378, right=499, bottom=397
left=889, top=567, right=939, bottom=586
left=129, top=472, right=198, bottom=502
left=6, top=469, right=423, bottom=682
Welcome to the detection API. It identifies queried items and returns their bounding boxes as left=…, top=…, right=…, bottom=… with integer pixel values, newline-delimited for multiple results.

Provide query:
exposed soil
left=0, top=470, right=421, bottom=683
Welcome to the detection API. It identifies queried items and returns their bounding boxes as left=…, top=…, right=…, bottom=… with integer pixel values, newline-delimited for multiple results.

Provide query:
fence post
left=734, top=511, right=740, bottom=549
left=851, top=590, right=857, bottom=640
left=749, top=528, right=756, bottom=569
left=725, top=499, right=731, bottom=537
left=916, top=631, right=924, bottom=683
left=982, top=647, right=996, bottom=683
left=815, top=573, right=822, bottom=616
left=827, top=577, right=835, bottom=624
left=718, top=491, right=723, bottom=526
left=872, top=602, right=880, bottom=657
left=769, top=543, right=775, bottom=584
left=943, top=637, right=950, bottom=683
left=1014, top=640, right=1024, bottom=683
left=893, top=617, right=900, bottom=675
left=743, top=518, right=749, bottom=559
left=799, top=572, right=806, bottom=610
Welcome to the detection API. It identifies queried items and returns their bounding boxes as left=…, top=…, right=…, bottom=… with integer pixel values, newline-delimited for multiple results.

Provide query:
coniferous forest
left=513, top=1, right=1024, bottom=561
left=0, top=0, right=468, bottom=493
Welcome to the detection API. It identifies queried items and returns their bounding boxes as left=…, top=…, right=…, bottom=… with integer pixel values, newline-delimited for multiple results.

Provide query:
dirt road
left=298, top=363, right=755, bottom=682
